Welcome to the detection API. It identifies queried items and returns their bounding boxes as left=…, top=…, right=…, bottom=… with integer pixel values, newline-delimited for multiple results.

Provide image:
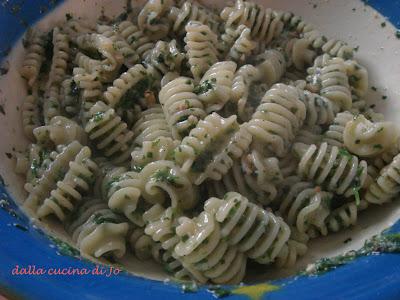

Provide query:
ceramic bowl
left=0, top=0, right=400, bottom=299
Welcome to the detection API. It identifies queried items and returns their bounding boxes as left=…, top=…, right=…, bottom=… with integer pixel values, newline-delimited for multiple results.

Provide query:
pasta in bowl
left=1, top=0, right=400, bottom=294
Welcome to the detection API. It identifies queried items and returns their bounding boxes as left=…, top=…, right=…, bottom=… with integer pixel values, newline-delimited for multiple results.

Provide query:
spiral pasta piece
left=255, top=49, right=287, bottom=86
left=367, top=145, right=400, bottom=180
left=184, top=21, right=219, bottom=81
left=159, top=76, right=206, bottom=139
left=322, top=111, right=353, bottom=147
left=20, top=30, right=46, bottom=87
left=294, top=142, right=368, bottom=197
left=343, top=114, right=398, bottom=158
left=285, top=38, right=316, bottom=71
left=231, top=64, right=268, bottom=122
left=279, top=181, right=332, bottom=237
left=307, top=54, right=352, bottom=111
left=227, top=25, right=256, bottom=63
left=174, top=210, right=247, bottom=284
left=115, top=20, right=155, bottom=60
left=169, top=1, right=220, bottom=36
left=105, top=170, right=145, bottom=226
left=23, top=144, right=54, bottom=192
left=72, top=68, right=103, bottom=125
left=326, top=201, right=359, bottom=233
left=142, top=204, right=190, bottom=279
left=364, top=153, right=400, bottom=205
left=103, top=64, right=147, bottom=107
left=64, top=17, right=94, bottom=42
left=302, top=91, right=337, bottom=127
left=294, top=126, right=323, bottom=145
left=138, top=0, right=173, bottom=40
left=46, top=27, right=70, bottom=89
left=96, top=24, right=138, bottom=67
left=145, top=40, right=186, bottom=76
left=345, top=59, right=368, bottom=98
left=221, top=0, right=284, bottom=44
left=196, top=61, right=237, bottom=113
left=85, top=101, right=134, bottom=163
left=22, top=94, right=41, bottom=140
left=139, top=160, right=197, bottom=210
left=33, top=116, right=87, bottom=147
left=76, top=33, right=122, bottom=72
left=247, top=83, right=306, bottom=157
left=209, top=149, right=282, bottom=206
left=175, top=113, right=252, bottom=185
left=132, top=105, right=173, bottom=146
left=37, top=146, right=98, bottom=221
left=60, top=77, right=80, bottom=117
left=204, top=192, right=305, bottom=266
left=24, top=141, right=84, bottom=211
left=131, top=137, right=179, bottom=170
left=72, top=205, right=129, bottom=258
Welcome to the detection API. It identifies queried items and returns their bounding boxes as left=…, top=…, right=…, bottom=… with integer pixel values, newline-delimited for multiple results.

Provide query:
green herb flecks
left=118, top=77, right=154, bottom=109
left=191, top=150, right=213, bottom=173
left=193, top=78, right=216, bottom=95
left=338, top=148, right=352, bottom=159
left=152, top=168, right=182, bottom=188
left=303, top=232, right=400, bottom=275
left=48, top=236, right=80, bottom=257
left=207, top=286, right=232, bottom=298
left=93, top=111, right=105, bottom=122
left=92, top=213, right=118, bottom=225
left=65, top=13, right=73, bottom=21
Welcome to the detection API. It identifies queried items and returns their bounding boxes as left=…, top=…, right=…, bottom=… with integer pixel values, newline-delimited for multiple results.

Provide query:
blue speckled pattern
left=0, top=1, right=400, bottom=299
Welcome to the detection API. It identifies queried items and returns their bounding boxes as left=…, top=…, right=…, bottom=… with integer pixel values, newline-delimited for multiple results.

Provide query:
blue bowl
left=1, top=1, right=400, bottom=299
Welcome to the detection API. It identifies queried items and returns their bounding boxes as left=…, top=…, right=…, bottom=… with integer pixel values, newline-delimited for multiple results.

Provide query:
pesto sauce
left=118, top=77, right=153, bottom=109
left=303, top=232, right=400, bottom=276
left=193, top=78, right=216, bottom=95
left=152, top=168, right=182, bottom=188
left=48, top=236, right=80, bottom=257
left=207, top=286, right=232, bottom=298
left=40, top=30, right=54, bottom=74
left=70, top=80, right=80, bottom=97
left=92, top=213, right=118, bottom=225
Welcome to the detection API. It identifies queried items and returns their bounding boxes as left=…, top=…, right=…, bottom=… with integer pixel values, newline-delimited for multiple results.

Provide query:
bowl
left=1, top=0, right=400, bottom=299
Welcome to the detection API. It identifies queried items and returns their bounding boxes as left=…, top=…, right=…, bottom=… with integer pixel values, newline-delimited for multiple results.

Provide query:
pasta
left=204, top=192, right=307, bottom=266
left=174, top=210, right=248, bottom=284
left=169, top=1, right=220, bottom=36
left=364, top=153, right=400, bottom=205
left=131, top=105, right=173, bottom=145
left=20, top=30, right=47, bottom=87
left=184, top=21, right=219, bottom=81
left=247, top=83, right=306, bottom=157
left=22, top=94, right=42, bottom=140
left=16, top=0, right=400, bottom=285
left=36, top=146, right=98, bottom=221
left=294, top=142, right=368, bottom=197
left=208, top=149, right=282, bottom=206
left=196, top=61, right=237, bottom=113
left=343, top=114, right=398, bottom=157
left=174, top=113, right=252, bottom=185
left=115, top=20, right=155, bottom=60
left=307, top=54, right=352, bottom=111
left=159, top=76, right=206, bottom=139
left=68, top=201, right=130, bottom=258
left=85, top=101, right=134, bottom=163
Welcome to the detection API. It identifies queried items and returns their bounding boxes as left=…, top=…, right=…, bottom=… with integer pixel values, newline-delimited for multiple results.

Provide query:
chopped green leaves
left=193, top=78, right=216, bottom=95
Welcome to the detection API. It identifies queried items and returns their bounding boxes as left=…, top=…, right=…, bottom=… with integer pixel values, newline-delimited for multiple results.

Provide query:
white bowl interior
left=1, top=0, right=400, bottom=282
